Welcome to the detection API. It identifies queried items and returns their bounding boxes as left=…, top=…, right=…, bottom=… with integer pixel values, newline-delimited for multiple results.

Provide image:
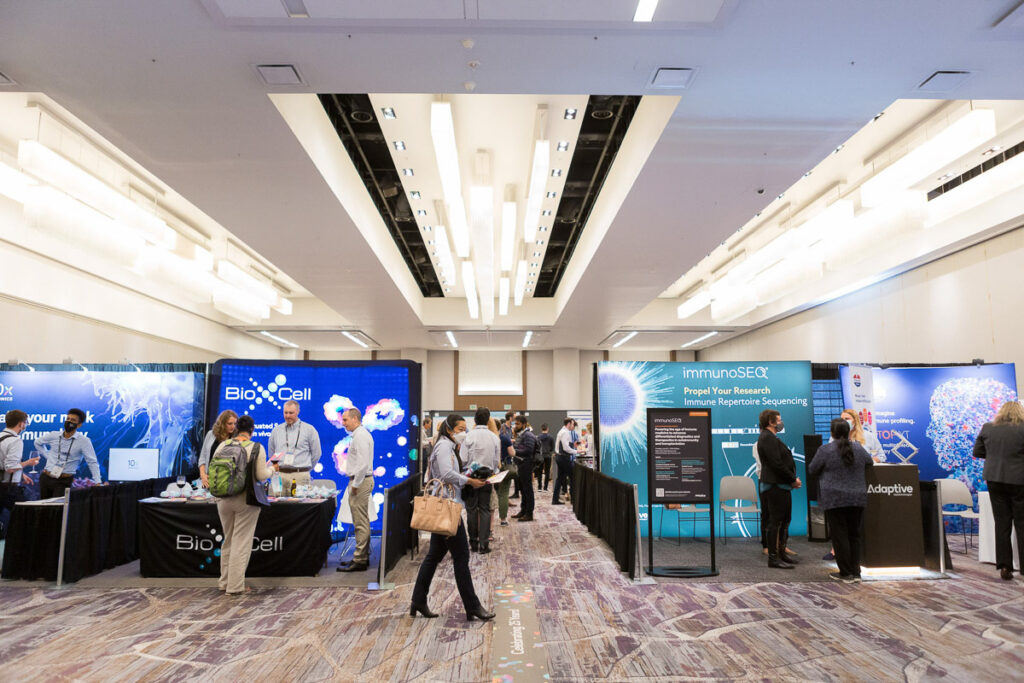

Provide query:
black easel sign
left=647, top=408, right=712, bottom=504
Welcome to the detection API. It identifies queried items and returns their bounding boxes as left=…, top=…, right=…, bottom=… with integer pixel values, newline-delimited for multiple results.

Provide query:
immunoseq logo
left=867, top=483, right=914, bottom=496
left=224, top=373, right=311, bottom=412
left=681, top=366, right=769, bottom=380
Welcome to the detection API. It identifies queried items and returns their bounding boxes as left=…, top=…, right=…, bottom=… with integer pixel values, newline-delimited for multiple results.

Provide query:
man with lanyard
left=460, top=407, right=500, bottom=552
left=756, top=409, right=802, bottom=569
left=511, top=415, right=538, bottom=522
left=552, top=418, right=577, bottom=505
left=2, top=410, right=39, bottom=537
left=268, top=400, right=322, bottom=493
left=338, top=407, right=374, bottom=572
left=34, top=408, right=102, bottom=499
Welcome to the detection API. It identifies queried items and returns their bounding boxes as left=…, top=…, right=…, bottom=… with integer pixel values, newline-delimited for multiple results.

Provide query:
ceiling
left=2, top=0, right=1024, bottom=352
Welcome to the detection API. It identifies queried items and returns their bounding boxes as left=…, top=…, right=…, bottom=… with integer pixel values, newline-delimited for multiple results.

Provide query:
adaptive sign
left=646, top=408, right=712, bottom=504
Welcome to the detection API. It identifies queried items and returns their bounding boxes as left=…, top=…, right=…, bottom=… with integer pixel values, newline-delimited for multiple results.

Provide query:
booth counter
left=862, top=464, right=925, bottom=569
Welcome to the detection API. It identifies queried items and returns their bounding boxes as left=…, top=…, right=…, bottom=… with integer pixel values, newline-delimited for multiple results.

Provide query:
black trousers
left=464, top=483, right=493, bottom=546
left=759, top=487, right=771, bottom=549
left=824, top=506, right=864, bottom=577
left=39, top=472, right=73, bottom=500
left=988, top=480, right=1024, bottom=573
left=517, top=465, right=535, bottom=516
left=552, top=455, right=573, bottom=503
left=540, top=457, right=552, bottom=490
left=411, top=521, right=481, bottom=610
left=763, top=485, right=792, bottom=558
left=0, top=483, right=27, bottom=539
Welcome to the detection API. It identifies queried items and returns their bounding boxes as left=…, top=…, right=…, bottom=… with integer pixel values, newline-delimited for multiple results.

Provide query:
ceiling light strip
left=462, top=261, right=479, bottom=319
left=522, top=330, right=533, bottom=348
left=680, top=331, right=718, bottom=348
left=499, top=277, right=510, bottom=315
left=342, top=330, right=369, bottom=348
left=260, top=330, right=299, bottom=348
left=633, top=0, right=658, bottom=22
left=434, top=225, right=457, bottom=287
left=430, top=102, right=471, bottom=257
left=613, top=331, right=638, bottom=348
left=523, top=140, right=550, bottom=243
left=513, top=260, right=528, bottom=306
left=500, top=201, right=516, bottom=272
left=446, top=330, right=458, bottom=348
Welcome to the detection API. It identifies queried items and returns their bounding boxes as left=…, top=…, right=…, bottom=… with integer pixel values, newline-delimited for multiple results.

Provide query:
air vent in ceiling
left=650, top=67, right=696, bottom=89
left=0, top=70, right=15, bottom=86
left=255, top=64, right=304, bottom=85
left=927, top=139, right=1023, bottom=201
left=917, top=70, right=971, bottom=92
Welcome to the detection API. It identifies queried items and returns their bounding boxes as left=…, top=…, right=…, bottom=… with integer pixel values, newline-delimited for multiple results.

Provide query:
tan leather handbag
left=411, top=478, right=462, bottom=536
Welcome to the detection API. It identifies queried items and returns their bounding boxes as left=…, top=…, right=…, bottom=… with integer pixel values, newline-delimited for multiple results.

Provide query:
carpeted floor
left=1, top=493, right=1022, bottom=681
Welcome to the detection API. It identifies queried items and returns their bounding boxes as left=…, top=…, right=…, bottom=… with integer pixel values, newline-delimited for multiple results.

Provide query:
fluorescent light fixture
left=546, top=191, right=557, bottom=199
left=982, top=145, right=1003, bottom=156
left=430, top=102, right=471, bottom=257
left=500, top=201, right=516, bottom=271
left=542, top=209, right=551, bottom=216
left=538, top=226, right=548, bottom=232
left=381, top=107, right=396, bottom=119
left=514, top=259, right=528, bottom=306
left=410, top=190, right=421, bottom=199
left=402, top=168, right=414, bottom=176
left=557, top=141, right=569, bottom=152
left=137, top=244, right=215, bottom=303
left=535, top=240, right=544, bottom=246
left=470, top=185, right=495, bottom=324
left=193, top=245, right=214, bottom=271
left=446, top=330, right=458, bottom=348
left=523, top=140, right=550, bottom=243
left=633, top=0, right=658, bottom=22
left=532, top=251, right=542, bottom=257
left=216, top=260, right=278, bottom=305
left=260, top=330, right=298, bottom=348
left=272, top=296, right=293, bottom=315
left=423, top=225, right=432, bottom=232
left=522, top=330, right=533, bottom=348
left=681, top=331, right=718, bottom=348
left=434, top=225, right=457, bottom=285
left=24, top=186, right=144, bottom=266
left=0, top=162, right=34, bottom=203
left=462, top=260, right=479, bottom=319
left=677, top=289, right=711, bottom=319
left=417, top=209, right=427, bottom=216
left=551, top=169, right=562, bottom=177
left=213, top=291, right=270, bottom=323
left=860, top=109, right=996, bottom=207
left=393, top=140, right=406, bottom=151
left=564, top=108, right=577, bottom=120
left=710, top=288, right=757, bottom=323
left=499, top=277, right=510, bottom=315
left=342, top=330, right=369, bottom=348
left=613, top=331, right=638, bottom=348
left=925, top=150, right=1024, bottom=229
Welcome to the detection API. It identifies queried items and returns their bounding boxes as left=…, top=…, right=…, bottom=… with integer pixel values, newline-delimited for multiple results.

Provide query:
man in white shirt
left=2, top=410, right=38, bottom=484
left=338, top=407, right=374, bottom=572
left=461, top=407, right=501, bottom=552
left=268, top=400, right=322, bottom=493
left=34, top=408, right=102, bottom=499
left=552, top=418, right=577, bottom=505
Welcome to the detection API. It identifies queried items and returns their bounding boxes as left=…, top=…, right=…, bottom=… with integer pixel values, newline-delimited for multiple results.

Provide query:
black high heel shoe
left=409, top=603, right=439, bottom=618
left=466, top=606, right=495, bottom=621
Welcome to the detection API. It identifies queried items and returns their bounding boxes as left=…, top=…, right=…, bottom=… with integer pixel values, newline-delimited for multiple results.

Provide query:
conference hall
left=1, top=2, right=1023, bottom=681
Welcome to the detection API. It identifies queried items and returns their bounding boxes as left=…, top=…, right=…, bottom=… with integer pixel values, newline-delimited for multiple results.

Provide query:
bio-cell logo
left=175, top=522, right=284, bottom=571
left=0, top=383, right=13, bottom=402
left=852, top=373, right=862, bottom=388
left=224, top=373, right=311, bottom=413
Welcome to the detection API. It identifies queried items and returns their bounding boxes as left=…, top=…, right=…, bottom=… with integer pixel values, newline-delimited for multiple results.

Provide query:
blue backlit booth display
left=207, top=360, right=422, bottom=534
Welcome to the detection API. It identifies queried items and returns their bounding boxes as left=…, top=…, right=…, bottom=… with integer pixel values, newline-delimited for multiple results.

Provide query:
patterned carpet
left=1, top=493, right=1022, bottom=682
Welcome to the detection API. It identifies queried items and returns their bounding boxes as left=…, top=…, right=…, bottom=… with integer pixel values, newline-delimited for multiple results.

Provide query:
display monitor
left=108, top=448, right=160, bottom=481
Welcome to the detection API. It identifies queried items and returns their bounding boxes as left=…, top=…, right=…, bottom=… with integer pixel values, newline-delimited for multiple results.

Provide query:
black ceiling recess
left=318, top=94, right=442, bottom=297
left=536, top=95, right=641, bottom=297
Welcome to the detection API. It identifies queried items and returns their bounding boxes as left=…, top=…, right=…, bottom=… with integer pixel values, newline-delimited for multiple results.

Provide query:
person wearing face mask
left=410, top=413, right=494, bottom=621
left=34, top=408, right=102, bottom=499
left=756, top=409, right=802, bottom=569
left=840, top=409, right=885, bottom=463
left=511, top=415, right=538, bottom=522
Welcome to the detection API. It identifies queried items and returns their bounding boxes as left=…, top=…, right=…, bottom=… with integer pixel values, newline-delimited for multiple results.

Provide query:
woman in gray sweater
left=809, top=418, right=874, bottom=582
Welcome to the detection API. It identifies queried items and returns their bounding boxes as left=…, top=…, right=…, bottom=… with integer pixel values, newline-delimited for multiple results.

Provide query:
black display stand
left=862, top=464, right=925, bottom=568
left=803, top=434, right=829, bottom=542
left=645, top=408, right=717, bottom=578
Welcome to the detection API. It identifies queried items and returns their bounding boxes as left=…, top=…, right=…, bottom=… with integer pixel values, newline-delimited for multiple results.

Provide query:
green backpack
left=208, top=439, right=256, bottom=497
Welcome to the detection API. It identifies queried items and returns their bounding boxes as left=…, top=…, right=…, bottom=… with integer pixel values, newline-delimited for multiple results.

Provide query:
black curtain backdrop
left=572, top=465, right=637, bottom=579
left=379, top=474, right=421, bottom=582
left=1, top=477, right=174, bottom=582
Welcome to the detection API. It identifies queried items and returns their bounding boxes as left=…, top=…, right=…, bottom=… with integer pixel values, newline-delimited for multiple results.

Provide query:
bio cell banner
left=0, top=370, right=204, bottom=481
left=597, top=361, right=814, bottom=537
left=211, top=360, right=421, bottom=533
left=839, top=363, right=1018, bottom=494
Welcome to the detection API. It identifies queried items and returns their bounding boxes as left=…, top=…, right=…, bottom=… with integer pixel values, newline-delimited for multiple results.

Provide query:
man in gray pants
left=461, top=407, right=501, bottom=552
left=338, top=408, right=375, bottom=572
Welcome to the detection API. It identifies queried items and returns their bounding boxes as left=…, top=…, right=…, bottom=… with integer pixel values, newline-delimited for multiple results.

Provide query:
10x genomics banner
left=597, top=361, right=814, bottom=537
left=211, top=360, right=421, bottom=533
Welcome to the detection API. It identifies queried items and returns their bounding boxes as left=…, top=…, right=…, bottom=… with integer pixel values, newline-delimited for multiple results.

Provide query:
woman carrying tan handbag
left=409, top=413, right=495, bottom=621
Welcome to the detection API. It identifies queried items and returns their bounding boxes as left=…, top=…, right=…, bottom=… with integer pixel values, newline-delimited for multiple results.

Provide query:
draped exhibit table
left=1, top=478, right=175, bottom=582
left=977, top=491, right=1020, bottom=570
left=137, top=497, right=335, bottom=577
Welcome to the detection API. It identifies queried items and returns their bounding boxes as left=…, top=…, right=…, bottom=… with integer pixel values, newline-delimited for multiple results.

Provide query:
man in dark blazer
left=757, top=409, right=802, bottom=569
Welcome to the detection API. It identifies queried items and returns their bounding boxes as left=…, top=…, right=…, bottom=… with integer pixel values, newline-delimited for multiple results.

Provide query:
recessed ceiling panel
left=478, top=0, right=725, bottom=23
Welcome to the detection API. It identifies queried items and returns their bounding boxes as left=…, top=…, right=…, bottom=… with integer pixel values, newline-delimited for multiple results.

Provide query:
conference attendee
left=552, top=418, right=577, bottom=505
left=338, top=407, right=374, bottom=572
left=2, top=410, right=38, bottom=485
left=808, top=418, right=874, bottom=583
left=537, top=424, right=555, bottom=491
left=34, top=408, right=102, bottom=499
left=461, top=407, right=500, bottom=552
left=751, top=442, right=772, bottom=556
left=268, top=400, right=322, bottom=493
left=757, top=409, right=802, bottom=569
left=511, top=415, right=538, bottom=522
left=972, top=400, right=1024, bottom=581
left=199, top=410, right=237, bottom=489
left=841, top=409, right=885, bottom=462
left=495, top=421, right=515, bottom=526
left=212, top=414, right=272, bottom=595
left=409, top=413, right=494, bottom=621
left=421, top=416, right=434, bottom=463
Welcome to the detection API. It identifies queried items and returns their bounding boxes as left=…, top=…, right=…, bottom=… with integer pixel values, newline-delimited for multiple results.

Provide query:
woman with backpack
left=409, top=413, right=494, bottom=621
left=210, top=414, right=272, bottom=595
left=198, top=410, right=237, bottom=489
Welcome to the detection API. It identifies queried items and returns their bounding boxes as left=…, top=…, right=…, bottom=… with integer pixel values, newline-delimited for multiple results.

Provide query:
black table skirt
left=138, top=498, right=335, bottom=578
left=1, top=477, right=174, bottom=582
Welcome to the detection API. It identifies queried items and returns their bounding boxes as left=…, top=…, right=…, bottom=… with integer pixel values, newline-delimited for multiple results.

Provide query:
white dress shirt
left=1, top=428, right=25, bottom=483
left=346, top=424, right=374, bottom=487
left=34, top=431, right=101, bottom=482
left=555, top=427, right=577, bottom=457
left=268, top=419, right=322, bottom=470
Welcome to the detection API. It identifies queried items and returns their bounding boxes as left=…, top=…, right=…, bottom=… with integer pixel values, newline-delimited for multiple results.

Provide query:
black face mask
left=64, top=420, right=78, bottom=432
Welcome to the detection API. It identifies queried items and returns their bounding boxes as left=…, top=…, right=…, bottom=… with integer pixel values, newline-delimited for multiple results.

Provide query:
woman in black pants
left=973, top=400, right=1024, bottom=581
left=410, top=414, right=495, bottom=621
left=808, top=418, right=873, bottom=583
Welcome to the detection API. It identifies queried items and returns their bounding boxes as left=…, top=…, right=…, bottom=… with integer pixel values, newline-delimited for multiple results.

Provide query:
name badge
left=283, top=452, right=297, bottom=467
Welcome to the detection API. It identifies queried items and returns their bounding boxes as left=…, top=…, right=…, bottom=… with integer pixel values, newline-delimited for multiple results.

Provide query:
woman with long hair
left=973, top=400, right=1024, bottom=581
left=410, top=413, right=495, bottom=621
left=809, top=418, right=874, bottom=583
left=841, top=408, right=884, bottom=462
left=199, top=410, right=237, bottom=489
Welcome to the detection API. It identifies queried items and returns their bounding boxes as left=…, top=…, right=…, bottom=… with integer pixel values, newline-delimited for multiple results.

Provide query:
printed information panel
left=646, top=408, right=712, bottom=504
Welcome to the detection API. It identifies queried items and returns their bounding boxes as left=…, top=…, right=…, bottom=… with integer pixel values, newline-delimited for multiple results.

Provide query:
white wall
left=425, top=350, right=455, bottom=410
left=526, top=350, right=555, bottom=409
left=699, top=224, right=1024, bottom=390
